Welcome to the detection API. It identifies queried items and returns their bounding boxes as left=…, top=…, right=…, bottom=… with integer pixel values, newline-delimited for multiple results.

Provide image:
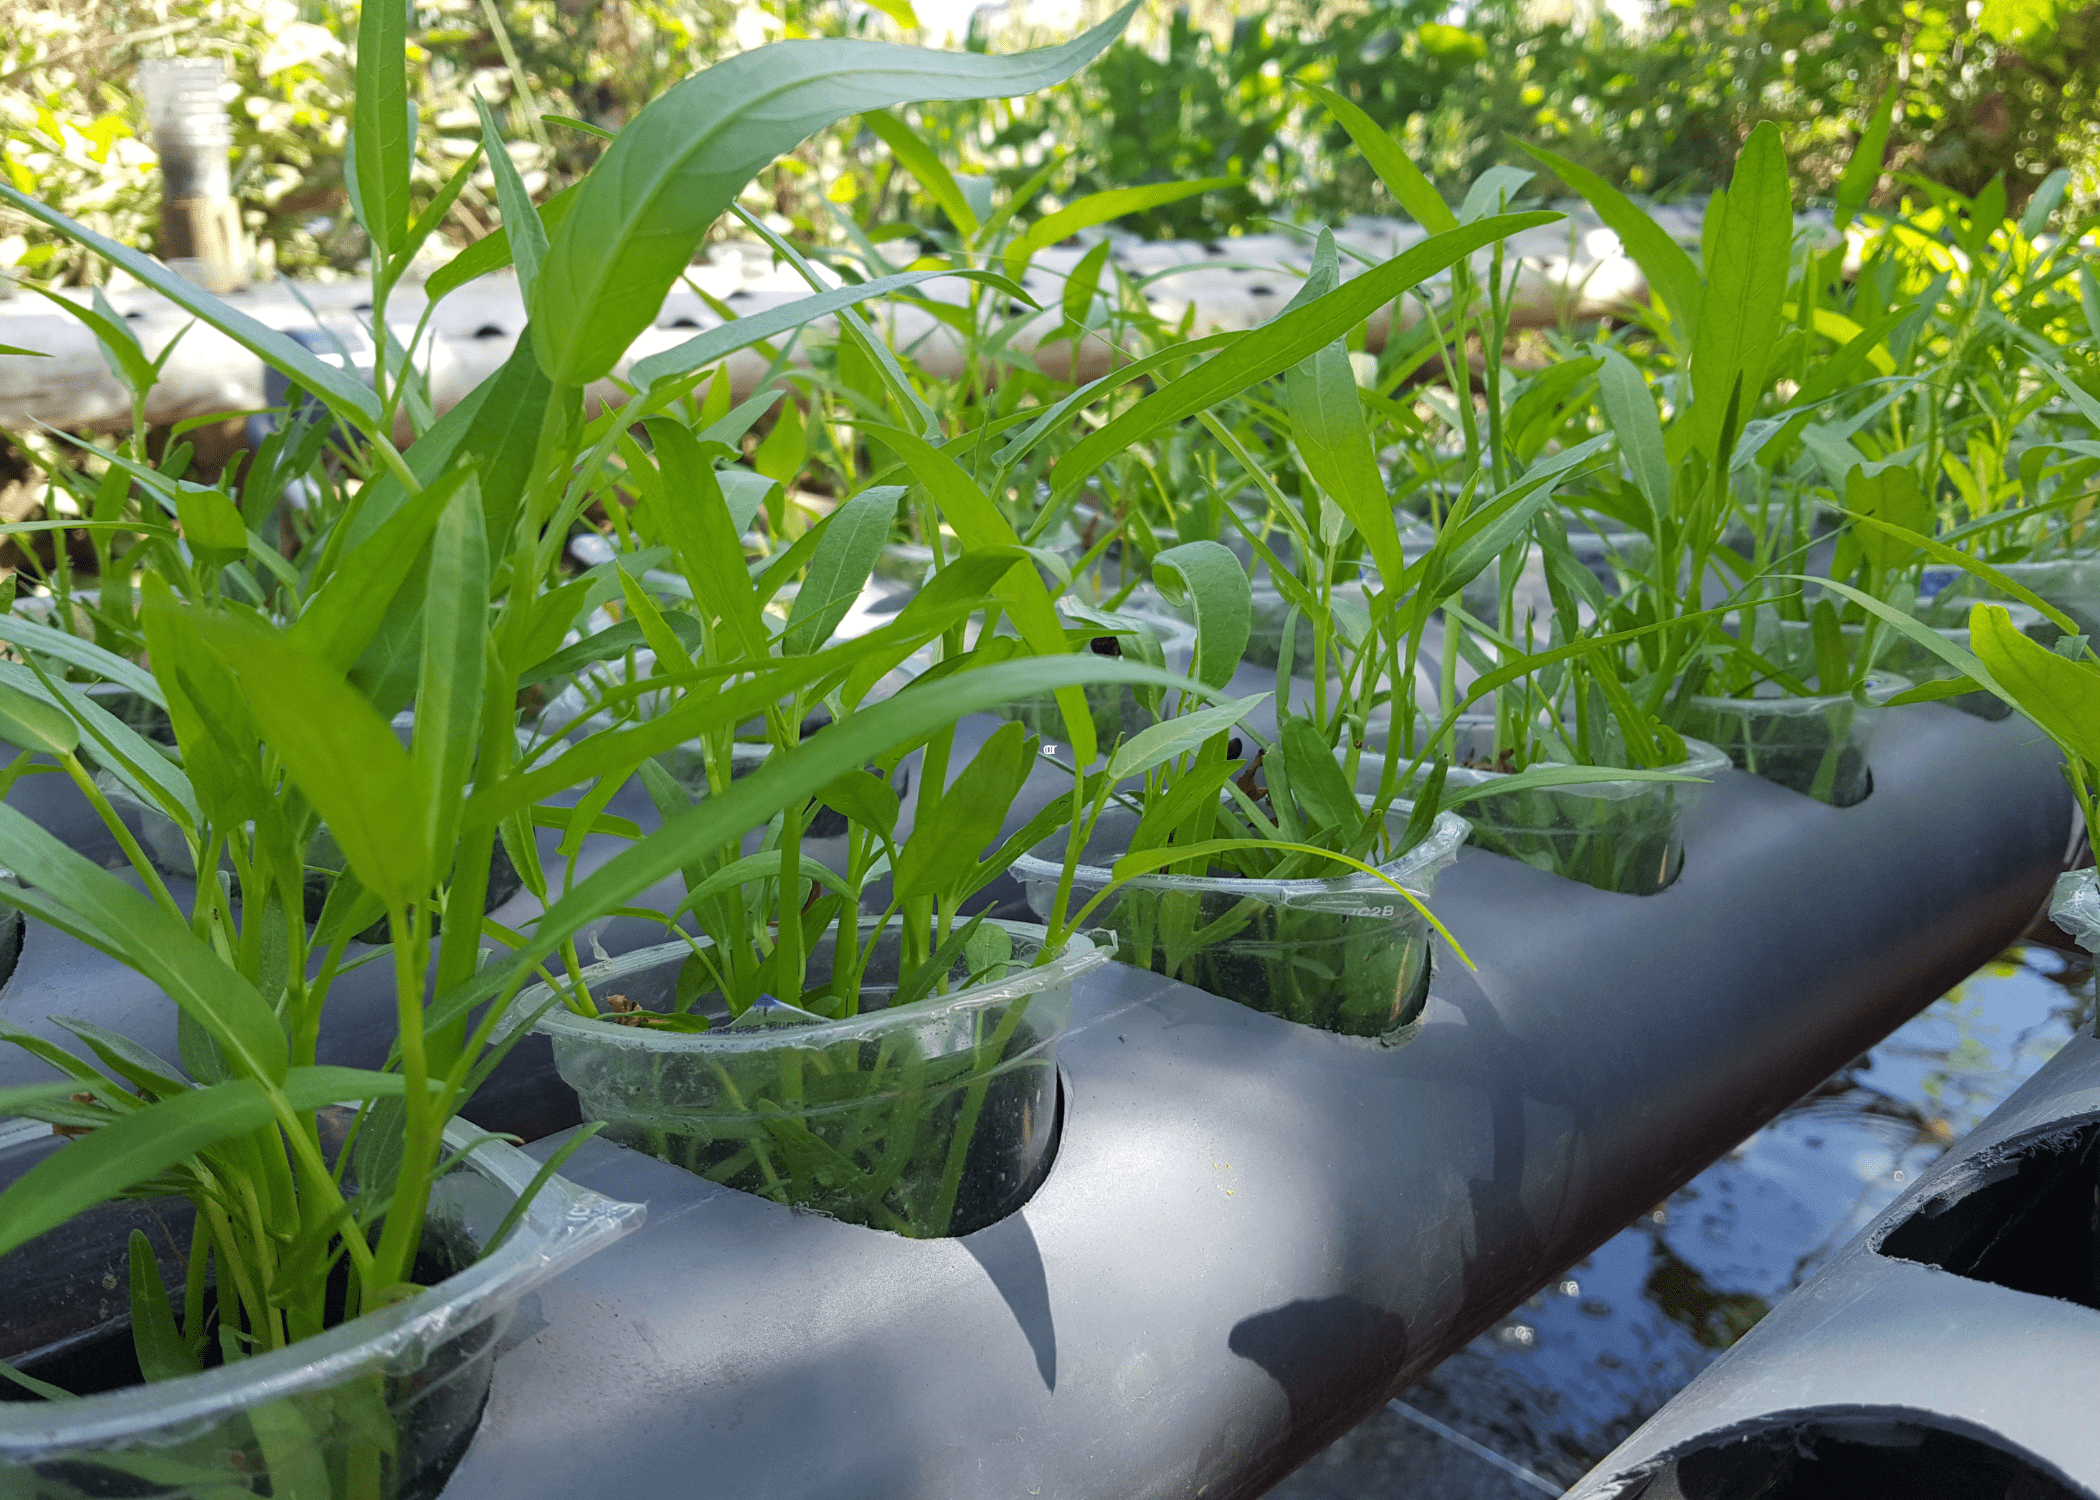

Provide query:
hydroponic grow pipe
left=426, top=700, right=2069, bottom=1500
left=1557, top=997, right=2100, bottom=1499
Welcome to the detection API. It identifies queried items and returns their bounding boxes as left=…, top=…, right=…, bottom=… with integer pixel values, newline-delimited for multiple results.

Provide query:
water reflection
left=1271, top=945, right=2090, bottom=1498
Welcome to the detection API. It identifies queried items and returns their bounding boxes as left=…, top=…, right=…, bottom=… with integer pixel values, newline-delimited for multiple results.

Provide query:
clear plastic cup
left=1010, top=801, right=1467, bottom=1041
left=1375, top=718, right=1728, bottom=895
left=531, top=921, right=1103, bottom=1238
left=0, top=1120, right=641, bottom=1495
left=1681, top=673, right=1909, bottom=807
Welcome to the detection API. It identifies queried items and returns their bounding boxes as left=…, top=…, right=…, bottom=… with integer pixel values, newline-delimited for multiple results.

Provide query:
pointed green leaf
left=1594, top=344, right=1668, bottom=527
left=632, top=268, right=1035, bottom=388
left=129, top=1229, right=201, bottom=1382
left=0, top=186, right=381, bottom=428
left=413, top=473, right=489, bottom=863
left=1834, top=87, right=1895, bottom=231
left=0, top=1080, right=282, bottom=1259
left=895, top=722, right=1035, bottom=901
left=0, top=676, right=79, bottom=756
left=475, top=93, right=545, bottom=306
left=26, top=286, right=156, bottom=394
left=349, top=0, right=413, bottom=255
left=862, top=422, right=1099, bottom=762
left=1002, top=176, right=1234, bottom=280
left=862, top=108, right=979, bottom=236
left=1689, top=123, right=1792, bottom=461
left=1301, top=83, right=1456, bottom=233
left=424, top=185, right=579, bottom=304
left=1106, top=692, right=1267, bottom=783
left=785, top=485, right=901, bottom=656
left=1520, top=141, right=1701, bottom=338
left=532, top=6, right=1137, bottom=385
left=0, top=807, right=288, bottom=1081
left=1151, top=540, right=1251, bottom=690
left=1286, top=334, right=1402, bottom=581
left=176, top=607, right=433, bottom=909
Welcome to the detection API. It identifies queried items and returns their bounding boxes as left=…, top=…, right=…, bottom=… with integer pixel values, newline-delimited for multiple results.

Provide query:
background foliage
left=5, top=0, right=2100, bottom=286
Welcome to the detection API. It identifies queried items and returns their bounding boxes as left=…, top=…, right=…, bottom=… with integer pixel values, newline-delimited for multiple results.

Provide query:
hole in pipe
left=1878, top=1118, right=2100, bottom=1308
left=1632, top=1422, right=2079, bottom=1500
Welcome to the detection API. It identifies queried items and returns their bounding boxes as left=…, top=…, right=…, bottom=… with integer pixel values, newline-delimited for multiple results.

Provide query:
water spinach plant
left=0, top=6, right=1238, bottom=1487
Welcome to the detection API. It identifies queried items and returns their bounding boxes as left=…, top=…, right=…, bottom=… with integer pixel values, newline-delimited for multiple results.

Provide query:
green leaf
left=1301, top=83, right=1456, bottom=233
left=862, top=108, right=979, bottom=236
left=424, top=185, right=579, bottom=304
left=1594, top=344, right=1668, bottom=529
left=174, top=487, right=248, bottom=567
left=1106, top=692, right=1268, bottom=782
left=295, top=468, right=475, bottom=673
left=532, top=6, right=1137, bottom=385
left=818, top=766, right=900, bottom=838
left=1834, top=87, right=1895, bottom=231
left=1845, top=463, right=1929, bottom=572
left=635, top=420, right=768, bottom=658
left=0, top=675, right=79, bottom=756
left=475, top=93, right=546, bottom=306
left=0, top=186, right=381, bottom=429
left=0, top=1079, right=275, bottom=1259
left=412, top=473, right=489, bottom=863
left=862, top=422, right=1099, bottom=763
left=0, top=808, right=288, bottom=1081
left=392, top=144, right=483, bottom=280
left=1277, top=715, right=1357, bottom=834
left=1151, top=540, right=1251, bottom=690
left=0, top=343, right=50, bottom=359
left=674, top=848, right=853, bottom=908
left=51, top=1017, right=190, bottom=1100
left=0, top=1082, right=89, bottom=1117
left=784, top=485, right=900, bottom=655
left=520, top=612, right=699, bottom=689
left=1429, top=436, right=1611, bottom=601
left=1971, top=603, right=2100, bottom=764
left=2022, top=167, right=2073, bottom=241
left=1688, top=123, right=1792, bottom=462
left=177, top=607, right=434, bottom=909
left=1002, top=176, right=1235, bottom=280
left=1458, top=165, right=1535, bottom=224
left=129, top=1229, right=200, bottom=1382
left=1793, top=576, right=2007, bottom=706
left=894, top=719, right=1033, bottom=901
left=349, top=0, right=413, bottom=257
left=1836, top=514, right=2084, bottom=641
left=138, top=572, right=269, bottom=828
left=0, top=615, right=161, bottom=708
left=1519, top=141, right=1701, bottom=339
left=26, top=286, right=156, bottom=395
left=631, top=268, right=1036, bottom=388
left=752, top=393, right=806, bottom=490
left=888, top=912, right=996, bottom=1011
left=840, top=547, right=1037, bottom=701
left=482, top=1121, right=608, bottom=1256
left=1286, top=327, right=1402, bottom=582
left=1060, top=237, right=1114, bottom=338
left=1049, top=212, right=1558, bottom=500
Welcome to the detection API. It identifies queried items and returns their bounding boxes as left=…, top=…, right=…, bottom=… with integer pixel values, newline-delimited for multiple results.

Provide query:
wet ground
left=1268, top=942, right=2093, bottom=1499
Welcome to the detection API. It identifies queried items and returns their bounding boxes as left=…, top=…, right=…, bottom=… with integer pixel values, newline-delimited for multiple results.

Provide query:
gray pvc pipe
left=425, top=701, right=2069, bottom=1500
